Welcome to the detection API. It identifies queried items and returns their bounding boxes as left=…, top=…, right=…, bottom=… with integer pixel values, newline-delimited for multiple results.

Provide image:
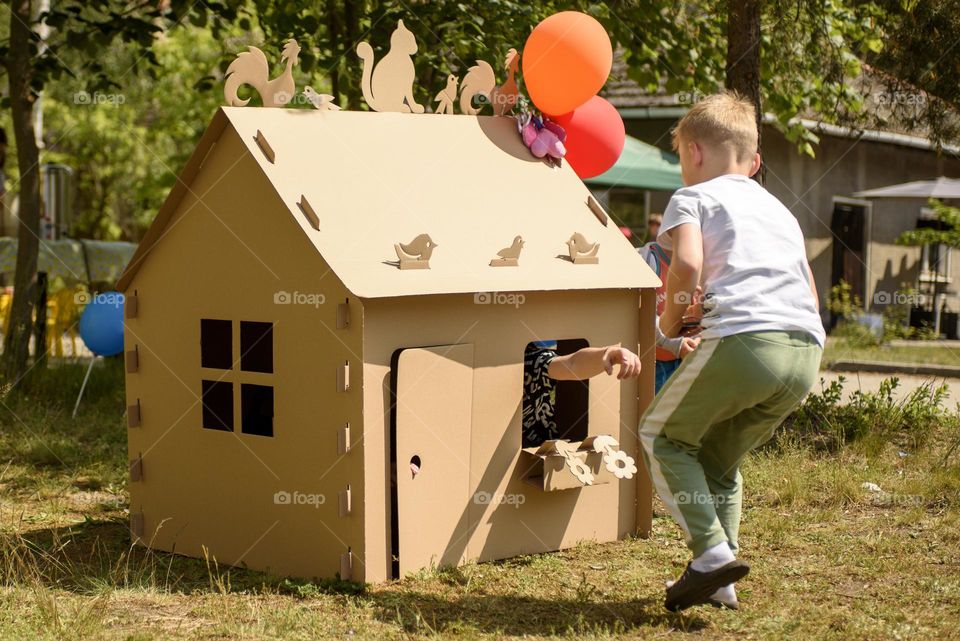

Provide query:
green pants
left=639, top=331, right=822, bottom=556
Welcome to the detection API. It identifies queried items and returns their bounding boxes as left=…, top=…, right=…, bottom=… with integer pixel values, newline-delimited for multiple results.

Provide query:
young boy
left=639, top=92, right=824, bottom=611
left=523, top=342, right=640, bottom=447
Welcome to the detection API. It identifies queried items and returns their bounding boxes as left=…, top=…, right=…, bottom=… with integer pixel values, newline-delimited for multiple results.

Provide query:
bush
left=779, top=375, right=955, bottom=452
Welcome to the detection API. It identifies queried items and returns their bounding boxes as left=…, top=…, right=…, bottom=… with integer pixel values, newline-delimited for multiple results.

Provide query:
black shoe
left=664, top=560, right=750, bottom=612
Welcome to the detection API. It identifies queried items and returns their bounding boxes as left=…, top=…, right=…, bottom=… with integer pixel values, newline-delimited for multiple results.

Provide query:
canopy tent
left=585, top=135, right=683, bottom=191
left=0, top=238, right=136, bottom=284
left=853, top=176, right=960, bottom=199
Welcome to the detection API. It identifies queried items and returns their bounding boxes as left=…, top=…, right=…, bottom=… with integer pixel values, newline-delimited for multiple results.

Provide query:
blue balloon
left=79, top=291, right=125, bottom=357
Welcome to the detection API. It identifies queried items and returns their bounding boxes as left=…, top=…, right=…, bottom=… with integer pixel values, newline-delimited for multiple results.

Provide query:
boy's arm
left=661, top=224, right=703, bottom=338
left=548, top=346, right=641, bottom=381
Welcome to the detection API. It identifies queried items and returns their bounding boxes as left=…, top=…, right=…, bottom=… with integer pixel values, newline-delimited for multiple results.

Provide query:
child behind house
left=638, top=240, right=701, bottom=392
left=639, top=92, right=825, bottom=612
left=523, top=341, right=640, bottom=447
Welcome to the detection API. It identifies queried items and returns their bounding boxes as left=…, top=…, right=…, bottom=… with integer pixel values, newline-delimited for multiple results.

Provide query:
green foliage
left=896, top=199, right=960, bottom=249
left=781, top=375, right=955, bottom=452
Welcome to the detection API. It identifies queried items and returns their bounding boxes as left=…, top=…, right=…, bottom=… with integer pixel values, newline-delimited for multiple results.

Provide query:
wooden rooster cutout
left=224, top=39, right=300, bottom=107
left=356, top=20, right=425, bottom=113
left=459, top=60, right=495, bottom=115
left=490, top=236, right=524, bottom=267
left=303, top=86, right=340, bottom=111
left=434, top=74, right=458, bottom=114
left=567, top=232, right=599, bottom=264
left=490, top=48, right=520, bottom=116
left=395, top=234, right=437, bottom=270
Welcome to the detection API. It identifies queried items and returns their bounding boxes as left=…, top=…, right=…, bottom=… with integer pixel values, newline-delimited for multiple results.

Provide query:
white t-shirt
left=658, top=174, right=826, bottom=346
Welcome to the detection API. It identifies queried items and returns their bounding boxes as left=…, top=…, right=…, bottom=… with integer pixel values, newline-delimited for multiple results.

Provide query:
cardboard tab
left=338, top=423, right=351, bottom=455
left=254, top=130, right=276, bottom=163
left=336, top=300, right=350, bottom=329
left=129, top=456, right=144, bottom=482
left=126, top=346, right=139, bottom=373
left=587, top=195, right=609, bottom=226
left=130, top=512, right=144, bottom=539
left=337, top=361, right=350, bottom=392
left=339, top=486, right=352, bottom=517
left=125, top=293, right=138, bottom=319
left=127, top=400, right=142, bottom=428
left=298, top=195, right=319, bottom=230
left=340, top=549, right=353, bottom=580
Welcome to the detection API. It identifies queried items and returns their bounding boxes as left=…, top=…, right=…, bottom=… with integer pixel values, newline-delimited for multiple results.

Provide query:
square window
left=201, top=379, right=233, bottom=431
left=240, top=321, right=273, bottom=373
left=522, top=339, right=589, bottom=447
left=201, top=319, right=233, bottom=369
left=242, top=384, right=274, bottom=437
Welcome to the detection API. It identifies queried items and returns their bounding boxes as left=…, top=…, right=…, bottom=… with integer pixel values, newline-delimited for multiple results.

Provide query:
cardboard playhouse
left=117, top=30, right=661, bottom=583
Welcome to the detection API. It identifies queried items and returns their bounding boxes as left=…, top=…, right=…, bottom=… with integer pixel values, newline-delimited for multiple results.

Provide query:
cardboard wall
left=124, top=125, right=365, bottom=580
left=361, top=288, right=650, bottom=580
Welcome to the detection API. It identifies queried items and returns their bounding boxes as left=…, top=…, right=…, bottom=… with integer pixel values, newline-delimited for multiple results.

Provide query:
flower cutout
left=604, top=450, right=638, bottom=479
left=564, top=455, right=594, bottom=485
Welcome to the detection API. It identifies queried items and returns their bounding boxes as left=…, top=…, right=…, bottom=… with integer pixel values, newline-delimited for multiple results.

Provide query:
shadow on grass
left=11, top=518, right=706, bottom=635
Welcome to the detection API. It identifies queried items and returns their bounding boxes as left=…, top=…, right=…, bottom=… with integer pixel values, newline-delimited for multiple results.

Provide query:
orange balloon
left=522, top=11, right=613, bottom=115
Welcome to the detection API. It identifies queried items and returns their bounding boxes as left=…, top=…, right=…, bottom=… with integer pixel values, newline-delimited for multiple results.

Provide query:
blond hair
left=671, top=92, right=758, bottom=163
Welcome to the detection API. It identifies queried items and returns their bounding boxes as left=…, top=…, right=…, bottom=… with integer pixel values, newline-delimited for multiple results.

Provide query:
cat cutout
left=356, top=20, right=425, bottom=113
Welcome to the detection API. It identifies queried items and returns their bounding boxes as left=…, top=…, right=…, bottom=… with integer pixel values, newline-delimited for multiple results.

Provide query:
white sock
left=666, top=579, right=738, bottom=606
left=690, top=542, right=736, bottom=573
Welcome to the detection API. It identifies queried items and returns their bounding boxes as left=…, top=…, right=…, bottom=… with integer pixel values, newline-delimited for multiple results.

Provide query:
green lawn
left=823, top=337, right=960, bottom=368
left=0, top=360, right=958, bottom=640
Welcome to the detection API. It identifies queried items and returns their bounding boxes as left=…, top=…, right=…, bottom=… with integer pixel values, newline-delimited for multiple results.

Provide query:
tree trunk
left=3, top=0, right=42, bottom=383
left=726, top=0, right=764, bottom=184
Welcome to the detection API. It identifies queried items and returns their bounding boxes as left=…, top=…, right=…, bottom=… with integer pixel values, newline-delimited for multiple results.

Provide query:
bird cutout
left=490, top=235, right=524, bottom=266
left=567, top=232, right=600, bottom=265
left=434, top=74, right=458, bottom=114
left=394, top=233, right=437, bottom=270
left=459, top=60, right=496, bottom=115
left=489, top=48, right=521, bottom=116
left=589, top=435, right=638, bottom=480
left=356, top=20, right=425, bottom=113
left=303, top=86, right=340, bottom=111
left=224, top=39, right=300, bottom=107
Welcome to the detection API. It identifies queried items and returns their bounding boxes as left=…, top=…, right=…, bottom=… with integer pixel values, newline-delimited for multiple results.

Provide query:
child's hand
left=603, top=347, right=641, bottom=379
left=679, top=336, right=701, bottom=358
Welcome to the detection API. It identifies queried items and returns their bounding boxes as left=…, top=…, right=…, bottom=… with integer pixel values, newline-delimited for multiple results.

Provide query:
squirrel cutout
left=356, top=20, right=425, bottom=113
left=224, top=39, right=300, bottom=108
left=490, top=236, right=524, bottom=266
left=395, top=234, right=437, bottom=270
left=434, top=74, right=458, bottom=114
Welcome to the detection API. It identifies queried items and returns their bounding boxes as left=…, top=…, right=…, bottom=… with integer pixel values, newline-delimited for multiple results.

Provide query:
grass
left=823, top=336, right=960, bottom=368
left=0, top=359, right=959, bottom=639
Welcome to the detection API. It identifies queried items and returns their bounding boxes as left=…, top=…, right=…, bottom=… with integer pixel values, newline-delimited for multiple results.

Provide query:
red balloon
left=551, top=96, right=625, bottom=179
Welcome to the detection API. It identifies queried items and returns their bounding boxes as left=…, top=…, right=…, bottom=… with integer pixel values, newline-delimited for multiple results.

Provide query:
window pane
left=241, top=384, right=274, bottom=437
left=201, top=380, right=233, bottom=431
left=240, top=321, right=273, bottom=373
left=201, top=319, right=233, bottom=369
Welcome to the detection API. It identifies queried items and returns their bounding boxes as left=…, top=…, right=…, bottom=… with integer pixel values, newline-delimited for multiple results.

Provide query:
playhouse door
left=395, top=343, right=474, bottom=576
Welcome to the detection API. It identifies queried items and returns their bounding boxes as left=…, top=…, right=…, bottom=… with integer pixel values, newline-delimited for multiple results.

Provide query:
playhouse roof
left=118, top=107, right=659, bottom=298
